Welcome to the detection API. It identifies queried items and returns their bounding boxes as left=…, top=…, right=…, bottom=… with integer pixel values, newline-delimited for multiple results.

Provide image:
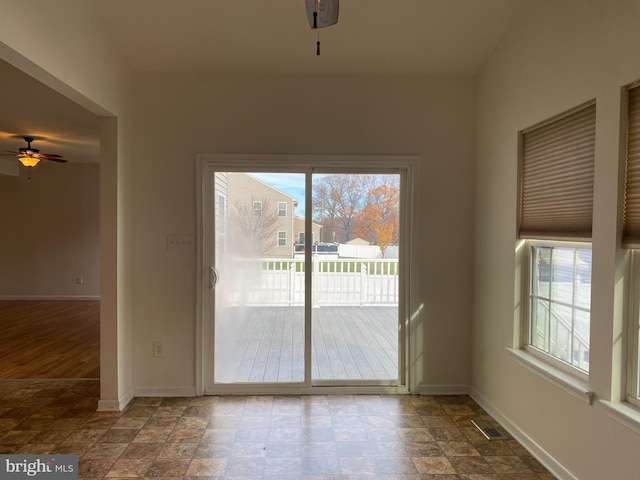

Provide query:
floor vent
left=471, top=419, right=508, bottom=440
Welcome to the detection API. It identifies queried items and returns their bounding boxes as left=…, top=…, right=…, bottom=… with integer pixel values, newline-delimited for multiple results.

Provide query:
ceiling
left=0, top=0, right=528, bottom=169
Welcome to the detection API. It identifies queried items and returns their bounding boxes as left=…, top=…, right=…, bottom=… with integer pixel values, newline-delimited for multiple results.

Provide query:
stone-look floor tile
left=339, top=456, right=377, bottom=475
left=111, top=416, right=148, bottom=429
left=411, top=456, right=457, bottom=475
left=374, top=456, right=419, bottom=475
left=398, top=428, right=434, bottom=442
left=438, top=441, right=481, bottom=457
left=83, top=442, right=129, bottom=459
left=63, top=428, right=106, bottom=444
left=184, top=457, right=228, bottom=476
left=132, top=427, right=173, bottom=443
left=302, top=456, right=341, bottom=475
left=157, top=441, right=198, bottom=458
left=145, top=458, right=191, bottom=477
left=429, top=427, right=467, bottom=442
left=226, top=457, right=265, bottom=476
left=166, top=428, right=205, bottom=444
left=121, top=442, right=164, bottom=458
left=105, top=458, right=153, bottom=477
left=78, top=458, right=116, bottom=478
left=448, top=456, right=496, bottom=475
left=17, top=443, right=57, bottom=453
left=404, top=441, right=443, bottom=457
left=484, top=455, right=532, bottom=474
left=263, top=457, right=302, bottom=476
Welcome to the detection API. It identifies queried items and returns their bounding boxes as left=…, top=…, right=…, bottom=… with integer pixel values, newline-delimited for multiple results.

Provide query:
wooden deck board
left=215, top=306, right=398, bottom=383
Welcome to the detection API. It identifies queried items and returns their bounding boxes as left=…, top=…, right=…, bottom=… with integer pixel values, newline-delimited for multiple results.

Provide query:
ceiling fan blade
left=2, top=150, right=20, bottom=155
left=41, top=153, right=64, bottom=158
left=40, top=156, right=67, bottom=163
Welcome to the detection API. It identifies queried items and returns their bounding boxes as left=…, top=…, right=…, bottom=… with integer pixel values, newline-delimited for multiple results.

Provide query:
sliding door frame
left=195, top=154, right=421, bottom=396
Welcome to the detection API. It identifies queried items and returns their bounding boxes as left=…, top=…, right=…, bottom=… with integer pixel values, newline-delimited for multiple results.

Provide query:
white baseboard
left=419, top=384, right=470, bottom=395
left=469, top=387, right=578, bottom=480
left=134, top=386, right=196, bottom=398
left=97, top=388, right=135, bottom=412
left=0, top=295, right=100, bottom=300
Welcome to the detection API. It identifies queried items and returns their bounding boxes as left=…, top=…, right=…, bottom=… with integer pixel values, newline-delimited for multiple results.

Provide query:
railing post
left=289, top=262, right=295, bottom=306
left=313, top=255, right=320, bottom=308
left=360, top=263, right=368, bottom=307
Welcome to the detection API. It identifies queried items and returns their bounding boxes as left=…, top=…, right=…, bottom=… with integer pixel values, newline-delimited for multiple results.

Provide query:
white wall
left=474, top=0, right=640, bottom=478
left=130, top=73, right=476, bottom=394
left=0, top=164, right=100, bottom=298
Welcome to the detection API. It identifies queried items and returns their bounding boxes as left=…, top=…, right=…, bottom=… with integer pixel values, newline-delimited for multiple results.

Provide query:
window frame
left=522, top=239, right=592, bottom=383
left=278, top=201, right=287, bottom=217
left=627, top=251, right=640, bottom=409
left=252, top=200, right=262, bottom=216
left=277, top=231, right=287, bottom=247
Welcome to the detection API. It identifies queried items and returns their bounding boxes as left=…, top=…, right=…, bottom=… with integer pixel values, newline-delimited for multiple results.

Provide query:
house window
left=278, top=202, right=287, bottom=217
left=527, top=242, right=591, bottom=375
left=253, top=201, right=262, bottom=216
left=277, top=231, right=286, bottom=246
left=518, top=102, right=595, bottom=378
left=624, top=83, right=640, bottom=408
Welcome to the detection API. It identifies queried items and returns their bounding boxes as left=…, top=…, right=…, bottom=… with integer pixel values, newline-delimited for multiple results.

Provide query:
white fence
left=220, top=258, right=399, bottom=307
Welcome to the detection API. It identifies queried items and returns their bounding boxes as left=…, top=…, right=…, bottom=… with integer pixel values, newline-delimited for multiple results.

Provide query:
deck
left=214, top=306, right=398, bottom=384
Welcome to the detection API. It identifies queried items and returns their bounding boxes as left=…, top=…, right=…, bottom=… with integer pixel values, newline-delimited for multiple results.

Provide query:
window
left=277, top=231, right=286, bottom=246
left=518, top=102, right=595, bottom=377
left=253, top=201, right=262, bottom=216
left=278, top=202, right=287, bottom=217
left=527, top=242, right=592, bottom=375
left=624, top=83, right=640, bottom=407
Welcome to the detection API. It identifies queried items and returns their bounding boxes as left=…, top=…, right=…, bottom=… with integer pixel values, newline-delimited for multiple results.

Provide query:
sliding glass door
left=199, top=157, right=410, bottom=394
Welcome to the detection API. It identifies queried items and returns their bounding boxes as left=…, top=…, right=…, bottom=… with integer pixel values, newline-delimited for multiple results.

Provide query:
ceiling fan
left=2, top=136, right=67, bottom=169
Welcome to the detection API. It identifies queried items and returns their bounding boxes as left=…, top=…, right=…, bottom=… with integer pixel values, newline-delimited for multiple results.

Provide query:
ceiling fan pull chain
left=313, top=10, right=318, bottom=29
left=316, top=40, right=321, bottom=55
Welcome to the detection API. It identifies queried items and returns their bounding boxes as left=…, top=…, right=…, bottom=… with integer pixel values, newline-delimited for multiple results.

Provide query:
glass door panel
left=213, top=172, right=305, bottom=384
left=310, top=173, right=400, bottom=383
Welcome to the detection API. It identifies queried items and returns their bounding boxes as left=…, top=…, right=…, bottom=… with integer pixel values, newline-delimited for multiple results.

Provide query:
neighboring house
left=293, top=216, right=323, bottom=246
left=223, top=172, right=300, bottom=258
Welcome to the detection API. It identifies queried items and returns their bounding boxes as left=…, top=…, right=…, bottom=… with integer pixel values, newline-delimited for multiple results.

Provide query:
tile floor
left=0, top=379, right=556, bottom=479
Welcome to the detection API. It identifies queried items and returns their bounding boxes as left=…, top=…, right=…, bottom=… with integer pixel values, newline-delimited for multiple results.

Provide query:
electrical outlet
left=153, top=341, right=165, bottom=358
left=75, top=276, right=83, bottom=285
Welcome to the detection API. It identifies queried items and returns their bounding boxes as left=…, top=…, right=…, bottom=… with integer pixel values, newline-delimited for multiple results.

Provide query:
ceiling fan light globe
left=19, top=155, right=40, bottom=167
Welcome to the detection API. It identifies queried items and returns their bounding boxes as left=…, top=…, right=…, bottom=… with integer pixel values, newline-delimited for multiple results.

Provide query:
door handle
left=209, top=266, right=219, bottom=289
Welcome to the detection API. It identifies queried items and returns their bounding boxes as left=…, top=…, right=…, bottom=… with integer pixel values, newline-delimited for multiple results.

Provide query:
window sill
left=600, top=400, right=640, bottom=436
left=506, top=348, right=594, bottom=405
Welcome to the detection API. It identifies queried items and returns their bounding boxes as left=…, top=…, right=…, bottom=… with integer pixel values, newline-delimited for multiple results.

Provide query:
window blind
left=623, top=85, right=640, bottom=247
left=519, top=103, right=596, bottom=240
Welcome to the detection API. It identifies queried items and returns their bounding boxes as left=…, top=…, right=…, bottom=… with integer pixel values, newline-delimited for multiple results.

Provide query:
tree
left=312, top=174, right=375, bottom=242
left=353, top=182, right=399, bottom=255
left=228, top=196, right=280, bottom=256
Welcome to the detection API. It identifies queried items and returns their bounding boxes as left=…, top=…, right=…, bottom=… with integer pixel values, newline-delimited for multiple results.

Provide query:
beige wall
left=474, top=0, right=640, bottom=478
left=0, top=164, right=100, bottom=298
left=131, top=73, right=476, bottom=394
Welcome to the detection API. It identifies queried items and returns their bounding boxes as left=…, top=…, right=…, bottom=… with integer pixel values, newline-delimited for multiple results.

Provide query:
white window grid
left=277, top=231, right=287, bottom=247
left=523, top=240, right=592, bottom=382
left=278, top=202, right=287, bottom=217
left=253, top=201, right=262, bottom=216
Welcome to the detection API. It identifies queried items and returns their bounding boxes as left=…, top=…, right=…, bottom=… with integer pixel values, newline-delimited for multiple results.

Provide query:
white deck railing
left=222, top=258, right=399, bottom=307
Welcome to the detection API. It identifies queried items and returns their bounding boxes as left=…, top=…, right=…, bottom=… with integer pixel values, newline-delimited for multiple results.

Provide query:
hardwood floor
left=0, top=300, right=100, bottom=379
